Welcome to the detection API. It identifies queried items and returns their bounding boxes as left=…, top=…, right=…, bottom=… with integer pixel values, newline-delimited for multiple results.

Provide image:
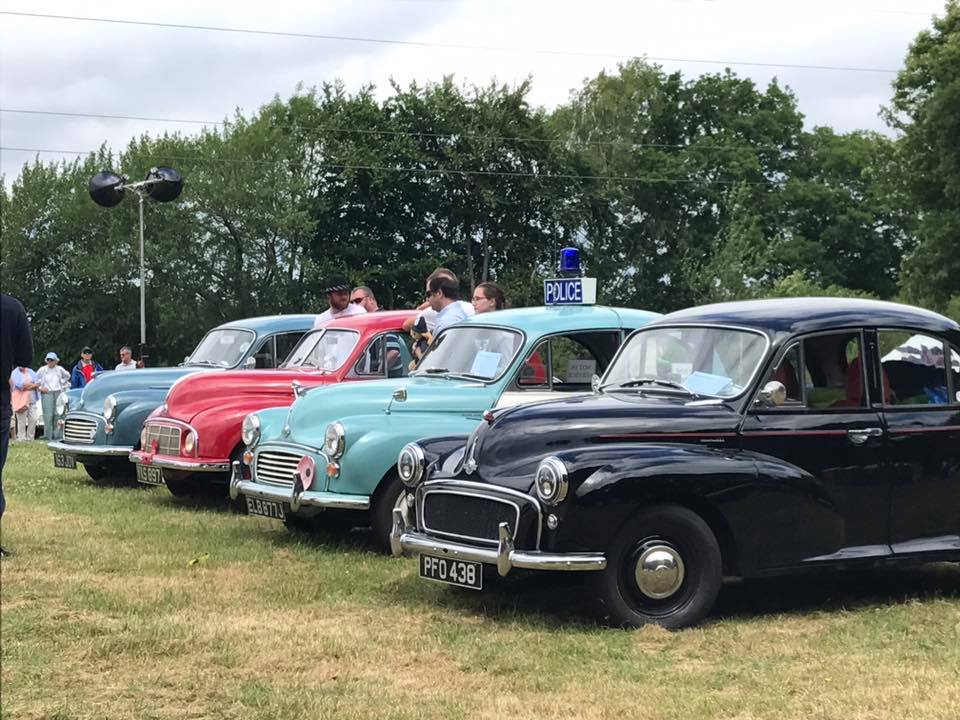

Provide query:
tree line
left=2, top=3, right=958, bottom=366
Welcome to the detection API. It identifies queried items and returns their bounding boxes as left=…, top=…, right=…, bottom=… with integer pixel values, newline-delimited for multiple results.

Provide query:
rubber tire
left=370, top=472, right=412, bottom=553
left=595, top=504, right=722, bottom=630
left=82, top=459, right=130, bottom=483
left=163, top=476, right=195, bottom=497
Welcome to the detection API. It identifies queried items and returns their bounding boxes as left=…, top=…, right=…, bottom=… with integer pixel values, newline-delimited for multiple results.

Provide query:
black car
left=391, top=298, right=960, bottom=628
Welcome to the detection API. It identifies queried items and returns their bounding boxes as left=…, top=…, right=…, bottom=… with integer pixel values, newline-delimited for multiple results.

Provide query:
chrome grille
left=255, top=450, right=303, bottom=488
left=63, top=418, right=97, bottom=444
left=143, top=424, right=182, bottom=455
left=421, top=490, right=520, bottom=544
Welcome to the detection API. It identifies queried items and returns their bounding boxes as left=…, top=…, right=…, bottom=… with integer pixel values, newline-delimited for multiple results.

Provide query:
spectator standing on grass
left=428, top=271, right=471, bottom=335
left=1, top=293, right=34, bottom=557
left=115, top=346, right=137, bottom=372
left=472, top=282, right=506, bottom=314
left=313, top=276, right=367, bottom=328
left=70, top=346, right=102, bottom=389
left=36, top=352, right=70, bottom=441
left=10, top=366, right=40, bottom=441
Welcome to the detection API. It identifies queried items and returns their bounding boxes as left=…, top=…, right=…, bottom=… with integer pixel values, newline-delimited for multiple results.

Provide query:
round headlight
left=56, top=393, right=70, bottom=416
left=323, top=422, right=345, bottom=459
left=103, top=395, right=118, bottom=421
left=535, top=456, right=569, bottom=506
left=140, top=427, right=148, bottom=449
left=183, top=431, right=198, bottom=456
left=397, top=443, right=425, bottom=488
left=241, top=414, right=261, bottom=447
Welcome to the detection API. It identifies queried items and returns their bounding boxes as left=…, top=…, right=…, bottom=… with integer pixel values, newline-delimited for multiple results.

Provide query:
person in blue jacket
left=70, top=346, right=103, bottom=389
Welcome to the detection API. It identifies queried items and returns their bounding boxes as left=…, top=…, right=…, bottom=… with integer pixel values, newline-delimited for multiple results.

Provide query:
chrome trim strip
left=128, top=453, right=229, bottom=472
left=391, top=510, right=606, bottom=574
left=47, top=440, right=134, bottom=457
left=229, top=462, right=368, bottom=510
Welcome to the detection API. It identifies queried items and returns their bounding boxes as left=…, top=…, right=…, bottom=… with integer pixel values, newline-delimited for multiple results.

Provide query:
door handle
left=848, top=427, right=883, bottom=445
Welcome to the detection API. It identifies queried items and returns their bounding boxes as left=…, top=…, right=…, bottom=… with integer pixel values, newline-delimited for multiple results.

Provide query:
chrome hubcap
left=634, top=542, right=685, bottom=600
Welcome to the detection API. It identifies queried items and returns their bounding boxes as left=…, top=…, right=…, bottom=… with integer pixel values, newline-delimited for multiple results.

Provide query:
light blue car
left=48, top=314, right=315, bottom=481
left=231, top=305, right=659, bottom=547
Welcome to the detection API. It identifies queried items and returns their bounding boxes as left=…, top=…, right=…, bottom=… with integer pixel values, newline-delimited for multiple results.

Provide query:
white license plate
left=245, top=497, right=286, bottom=521
left=136, top=464, right=163, bottom=486
left=419, top=554, right=482, bottom=590
left=53, top=453, right=77, bottom=469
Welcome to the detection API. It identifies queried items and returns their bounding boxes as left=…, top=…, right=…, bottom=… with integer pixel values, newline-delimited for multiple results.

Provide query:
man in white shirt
left=314, top=276, right=367, bottom=328
left=115, top=346, right=138, bottom=372
left=428, top=273, right=472, bottom=334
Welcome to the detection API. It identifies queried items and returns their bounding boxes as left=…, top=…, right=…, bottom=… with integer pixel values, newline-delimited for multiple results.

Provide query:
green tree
left=886, top=0, right=960, bottom=313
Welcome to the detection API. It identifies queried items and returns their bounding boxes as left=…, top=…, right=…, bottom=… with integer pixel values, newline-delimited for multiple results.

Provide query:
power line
left=0, top=145, right=787, bottom=187
left=0, top=108, right=808, bottom=154
left=0, top=11, right=900, bottom=74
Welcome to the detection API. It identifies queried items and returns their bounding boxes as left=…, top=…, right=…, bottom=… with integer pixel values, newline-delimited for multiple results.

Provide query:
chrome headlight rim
left=183, top=430, right=198, bottom=456
left=241, top=414, right=261, bottom=447
left=535, top=456, right=569, bottom=506
left=397, top=442, right=426, bottom=488
left=56, top=393, right=70, bottom=417
left=323, top=422, right=345, bottom=459
left=102, top=395, right=118, bottom=421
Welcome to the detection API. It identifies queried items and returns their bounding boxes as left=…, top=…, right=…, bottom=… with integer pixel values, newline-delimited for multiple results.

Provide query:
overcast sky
left=0, top=0, right=947, bottom=186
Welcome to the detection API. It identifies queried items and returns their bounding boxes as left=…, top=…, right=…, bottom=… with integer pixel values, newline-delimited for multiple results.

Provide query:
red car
left=129, top=310, right=417, bottom=497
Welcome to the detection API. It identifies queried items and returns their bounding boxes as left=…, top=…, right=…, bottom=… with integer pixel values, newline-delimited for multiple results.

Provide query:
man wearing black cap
left=70, top=346, right=103, bottom=389
left=313, top=275, right=367, bottom=328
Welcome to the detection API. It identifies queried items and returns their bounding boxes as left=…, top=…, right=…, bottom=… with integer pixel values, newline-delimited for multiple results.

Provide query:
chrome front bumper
left=390, top=508, right=607, bottom=576
left=129, top=451, right=229, bottom=473
left=228, top=461, right=370, bottom=511
left=47, top=440, right=134, bottom=458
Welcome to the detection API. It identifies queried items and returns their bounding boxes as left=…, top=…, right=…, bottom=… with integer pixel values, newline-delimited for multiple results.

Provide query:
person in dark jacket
left=70, top=346, right=103, bottom=389
left=1, top=293, right=34, bottom=556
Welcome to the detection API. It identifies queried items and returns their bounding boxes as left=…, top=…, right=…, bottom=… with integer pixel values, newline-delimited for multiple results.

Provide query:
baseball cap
left=322, top=275, right=351, bottom=294
left=45, top=351, right=59, bottom=361
left=81, top=346, right=93, bottom=354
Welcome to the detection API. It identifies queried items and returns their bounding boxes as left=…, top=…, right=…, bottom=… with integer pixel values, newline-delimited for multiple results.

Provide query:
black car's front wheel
left=595, top=504, right=721, bottom=630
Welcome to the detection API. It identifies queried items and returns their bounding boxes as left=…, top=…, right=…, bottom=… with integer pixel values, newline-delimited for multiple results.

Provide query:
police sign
left=543, top=277, right=597, bottom=305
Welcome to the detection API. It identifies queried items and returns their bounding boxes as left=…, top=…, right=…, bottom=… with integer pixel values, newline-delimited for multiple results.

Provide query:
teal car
left=231, top=305, right=659, bottom=547
left=48, top=314, right=315, bottom=481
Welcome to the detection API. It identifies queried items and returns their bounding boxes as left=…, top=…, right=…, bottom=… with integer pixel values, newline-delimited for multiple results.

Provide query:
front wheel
left=594, top=504, right=722, bottom=630
left=370, top=472, right=413, bottom=553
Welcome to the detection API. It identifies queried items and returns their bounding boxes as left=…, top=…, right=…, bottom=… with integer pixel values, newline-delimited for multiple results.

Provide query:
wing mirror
left=591, top=374, right=601, bottom=393
left=756, top=380, right=787, bottom=407
left=244, top=357, right=257, bottom=370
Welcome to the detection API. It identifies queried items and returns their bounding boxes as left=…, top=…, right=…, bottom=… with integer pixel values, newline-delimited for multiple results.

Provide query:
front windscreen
left=603, top=326, right=768, bottom=399
left=283, top=329, right=360, bottom=371
left=413, top=326, right=523, bottom=381
left=186, top=329, right=257, bottom=368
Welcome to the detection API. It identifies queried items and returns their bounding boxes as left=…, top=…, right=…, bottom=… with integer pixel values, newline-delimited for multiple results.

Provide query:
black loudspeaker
left=89, top=171, right=126, bottom=207
left=145, top=166, right=184, bottom=202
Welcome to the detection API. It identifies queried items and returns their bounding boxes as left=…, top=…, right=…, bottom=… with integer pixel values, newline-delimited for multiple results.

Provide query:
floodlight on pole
left=88, top=166, right=183, bottom=354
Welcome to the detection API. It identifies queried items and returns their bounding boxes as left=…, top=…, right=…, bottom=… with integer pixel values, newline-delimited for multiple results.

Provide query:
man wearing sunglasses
left=350, top=286, right=381, bottom=313
left=313, top=275, right=367, bottom=328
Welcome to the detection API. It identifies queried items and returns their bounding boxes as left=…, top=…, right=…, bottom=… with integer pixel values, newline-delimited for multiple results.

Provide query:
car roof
left=213, top=314, right=318, bottom=334
left=651, top=298, right=959, bottom=338
left=459, top=305, right=661, bottom=335
left=323, top=310, right=418, bottom=332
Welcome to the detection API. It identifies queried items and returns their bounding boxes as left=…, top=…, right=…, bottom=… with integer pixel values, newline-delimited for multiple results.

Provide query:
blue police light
left=558, top=247, right=581, bottom=277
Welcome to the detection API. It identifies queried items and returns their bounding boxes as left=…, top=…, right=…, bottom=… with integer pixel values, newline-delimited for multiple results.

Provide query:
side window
left=275, top=332, right=304, bottom=365
left=355, top=333, right=413, bottom=377
left=253, top=337, right=277, bottom=369
left=879, top=331, right=950, bottom=405
left=803, top=332, right=866, bottom=409
left=952, top=346, right=960, bottom=404
left=760, top=343, right=803, bottom=403
left=517, top=332, right=621, bottom=391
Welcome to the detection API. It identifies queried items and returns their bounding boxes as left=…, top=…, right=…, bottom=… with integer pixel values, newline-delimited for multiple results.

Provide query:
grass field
left=2, top=441, right=959, bottom=720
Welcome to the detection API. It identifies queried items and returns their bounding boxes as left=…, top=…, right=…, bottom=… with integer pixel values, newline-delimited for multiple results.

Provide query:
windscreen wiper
left=604, top=377, right=699, bottom=397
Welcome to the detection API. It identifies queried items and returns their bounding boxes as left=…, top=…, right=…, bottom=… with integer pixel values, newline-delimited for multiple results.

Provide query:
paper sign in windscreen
left=470, top=351, right=502, bottom=378
left=566, top=359, right=596, bottom=383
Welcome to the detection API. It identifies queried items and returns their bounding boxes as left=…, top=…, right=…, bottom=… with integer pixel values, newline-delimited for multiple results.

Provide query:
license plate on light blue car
left=246, top=497, right=285, bottom=521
